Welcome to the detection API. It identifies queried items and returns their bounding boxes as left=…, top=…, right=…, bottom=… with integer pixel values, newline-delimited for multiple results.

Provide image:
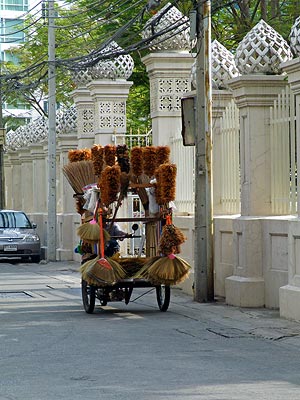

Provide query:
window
left=0, top=211, right=32, bottom=228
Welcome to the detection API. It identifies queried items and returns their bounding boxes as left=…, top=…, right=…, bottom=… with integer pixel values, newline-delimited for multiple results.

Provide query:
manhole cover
left=0, top=291, right=32, bottom=299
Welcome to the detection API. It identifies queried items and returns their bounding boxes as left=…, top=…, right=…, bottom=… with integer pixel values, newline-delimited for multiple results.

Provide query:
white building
left=0, top=0, right=38, bottom=124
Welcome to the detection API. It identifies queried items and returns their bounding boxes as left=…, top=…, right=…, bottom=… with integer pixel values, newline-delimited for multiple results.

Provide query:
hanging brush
left=77, top=200, right=110, bottom=245
left=134, top=214, right=191, bottom=285
left=80, top=208, right=125, bottom=286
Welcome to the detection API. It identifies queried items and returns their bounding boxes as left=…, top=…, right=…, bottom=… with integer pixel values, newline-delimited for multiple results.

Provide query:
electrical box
left=181, top=95, right=196, bottom=146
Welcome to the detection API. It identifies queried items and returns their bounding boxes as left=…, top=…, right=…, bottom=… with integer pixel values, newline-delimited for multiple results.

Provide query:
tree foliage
left=3, top=0, right=300, bottom=132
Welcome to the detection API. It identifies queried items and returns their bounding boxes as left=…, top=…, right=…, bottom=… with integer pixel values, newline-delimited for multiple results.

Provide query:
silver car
left=0, top=210, right=41, bottom=263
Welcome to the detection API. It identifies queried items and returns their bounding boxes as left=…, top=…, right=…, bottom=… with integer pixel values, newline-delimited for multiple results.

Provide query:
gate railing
left=112, top=128, right=152, bottom=148
left=219, top=99, right=241, bottom=214
left=270, top=86, right=297, bottom=215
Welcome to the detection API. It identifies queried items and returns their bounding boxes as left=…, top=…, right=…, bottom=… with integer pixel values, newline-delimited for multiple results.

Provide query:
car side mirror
left=32, top=223, right=37, bottom=229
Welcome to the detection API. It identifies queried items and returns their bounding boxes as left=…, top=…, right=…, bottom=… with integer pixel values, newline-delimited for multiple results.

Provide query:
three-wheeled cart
left=63, top=145, right=190, bottom=315
left=81, top=278, right=171, bottom=313
left=81, top=215, right=171, bottom=313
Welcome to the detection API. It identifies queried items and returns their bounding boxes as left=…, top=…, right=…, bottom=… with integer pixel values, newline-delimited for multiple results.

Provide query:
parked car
left=0, top=210, right=41, bottom=263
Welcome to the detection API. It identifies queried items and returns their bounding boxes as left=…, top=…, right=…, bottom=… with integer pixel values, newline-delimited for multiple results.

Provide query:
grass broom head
left=62, top=160, right=97, bottom=194
left=80, top=256, right=116, bottom=286
left=135, top=254, right=191, bottom=285
left=77, top=219, right=100, bottom=244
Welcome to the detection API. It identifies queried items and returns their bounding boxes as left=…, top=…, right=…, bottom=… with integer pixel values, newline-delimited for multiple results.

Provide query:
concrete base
left=279, top=285, right=300, bottom=322
left=57, top=248, right=74, bottom=261
left=225, top=275, right=265, bottom=307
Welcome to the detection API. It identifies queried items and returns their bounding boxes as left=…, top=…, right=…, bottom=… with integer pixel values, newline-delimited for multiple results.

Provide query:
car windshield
left=0, top=212, right=32, bottom=229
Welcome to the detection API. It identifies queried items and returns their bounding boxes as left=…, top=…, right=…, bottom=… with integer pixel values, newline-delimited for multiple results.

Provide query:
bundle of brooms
left=80, top=209, right=126, bottom=286
left=135, top=217, right=191, bottom=285
left=62, top=160, right=97, bottom=194
left=134, top=162, right=191, bottom=286
left=110, top=254, right=151, bottom=278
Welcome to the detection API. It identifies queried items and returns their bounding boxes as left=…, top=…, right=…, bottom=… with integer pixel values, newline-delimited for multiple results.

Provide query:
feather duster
left=156, top=146, right=170, bottom=167
left=98, top=165, right=121, bottom=206
left=68, top=149, right=91, bottom=162
left=143, top=146, right=157, bottom=177
left=130, top=147, right=144, bottom=177
left=116, top=145, right=130, bottom=173
left=91, top=144, right=104, bottom=176
left=159, top=222, right=186, bottom=255
left=104, top=144, right=116, bottom=166
left=155, top=163, right=177, bottom=204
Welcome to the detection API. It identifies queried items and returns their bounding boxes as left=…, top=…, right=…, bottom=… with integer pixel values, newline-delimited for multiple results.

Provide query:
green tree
left=4, top=0, right=300, bottom=133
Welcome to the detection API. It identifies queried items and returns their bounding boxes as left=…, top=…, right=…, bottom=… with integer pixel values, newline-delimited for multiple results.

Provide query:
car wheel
left=31, top=255, right=41, bottom=263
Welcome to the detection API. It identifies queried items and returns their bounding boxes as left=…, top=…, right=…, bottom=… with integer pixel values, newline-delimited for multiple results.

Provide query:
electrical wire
left=1, top=0, right=231, bottom=93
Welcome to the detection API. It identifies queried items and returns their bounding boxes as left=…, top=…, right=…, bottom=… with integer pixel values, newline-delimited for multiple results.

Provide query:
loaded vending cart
left=63, top=144, right=191, bottom=314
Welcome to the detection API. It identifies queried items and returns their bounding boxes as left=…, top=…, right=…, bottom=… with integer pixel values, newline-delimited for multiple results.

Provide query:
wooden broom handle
left=99, top=208, right=105, bottom=259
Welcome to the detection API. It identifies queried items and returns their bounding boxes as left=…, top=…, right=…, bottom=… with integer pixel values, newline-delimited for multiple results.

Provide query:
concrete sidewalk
left=68, top=260, right=300, bottom=347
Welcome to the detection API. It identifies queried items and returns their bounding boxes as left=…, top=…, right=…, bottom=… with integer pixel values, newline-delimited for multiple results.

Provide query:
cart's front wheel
left=156, top=285, right=170, bottom=312
left=81, top=279, right=95, bottom=314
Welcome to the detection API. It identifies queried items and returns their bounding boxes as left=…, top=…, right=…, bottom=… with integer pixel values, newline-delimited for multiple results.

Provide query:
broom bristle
left=77, top=221, right=100, bottom=243
left=63, top=160, right=97, bottom=194
left=135, top=255, right=191, bottom=285
left=107, top=258, right=127, bottom=280
left=80, top=255, right=126, bottom=285
left=86, top=257, right=116, bottom=285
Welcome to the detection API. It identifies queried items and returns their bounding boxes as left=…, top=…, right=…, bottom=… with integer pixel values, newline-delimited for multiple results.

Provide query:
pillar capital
left=142, top=52, right=194, bottom=145
left=227, top=75, right=287, bottom=108
left=281, top=57, right=300, bottom=95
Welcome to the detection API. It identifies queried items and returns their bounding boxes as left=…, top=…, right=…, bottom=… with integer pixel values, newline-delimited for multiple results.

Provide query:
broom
left=134, top=215, right=191, bottom=285
left=77, top=200, right=99, bottom=244
left=135, top=254, right=191, bottom=285
left=80, top=209, right=125, bottom=285
left=62, top=160, right=97, bottom=194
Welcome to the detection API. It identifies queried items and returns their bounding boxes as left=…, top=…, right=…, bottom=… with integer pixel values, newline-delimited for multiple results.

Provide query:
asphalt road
left=1, top=260, right=300, bottom=400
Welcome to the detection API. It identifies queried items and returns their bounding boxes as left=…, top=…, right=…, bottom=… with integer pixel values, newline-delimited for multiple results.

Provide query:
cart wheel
left=81, top=279, right=95, bottom=314
left=156, top=285, right=170, bottom=312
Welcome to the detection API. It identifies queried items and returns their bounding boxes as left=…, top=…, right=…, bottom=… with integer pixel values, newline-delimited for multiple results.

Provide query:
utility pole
left=47, top=0, right=57, bottom=261
left=193, top=0, right=214, bottom=302
left=0, top=67, right=6, bottom=210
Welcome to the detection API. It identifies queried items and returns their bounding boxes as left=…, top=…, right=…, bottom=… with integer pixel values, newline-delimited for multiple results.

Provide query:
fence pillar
left=87, top=80, right=133, bottom=146
left=19, top=148, right=34, bottom=213
left=30, top=144, right=47, bottom=213
left=5, top=152, right=22, bottom=210
left=225, top=75, right=287, bottom=307
left=212, top=89, right=233, bottom=215
left=142, top=53, right=194, bottom=145
left=71, top=86, right=95, bottom=149
left=279, top=58, right=300, bottom=320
